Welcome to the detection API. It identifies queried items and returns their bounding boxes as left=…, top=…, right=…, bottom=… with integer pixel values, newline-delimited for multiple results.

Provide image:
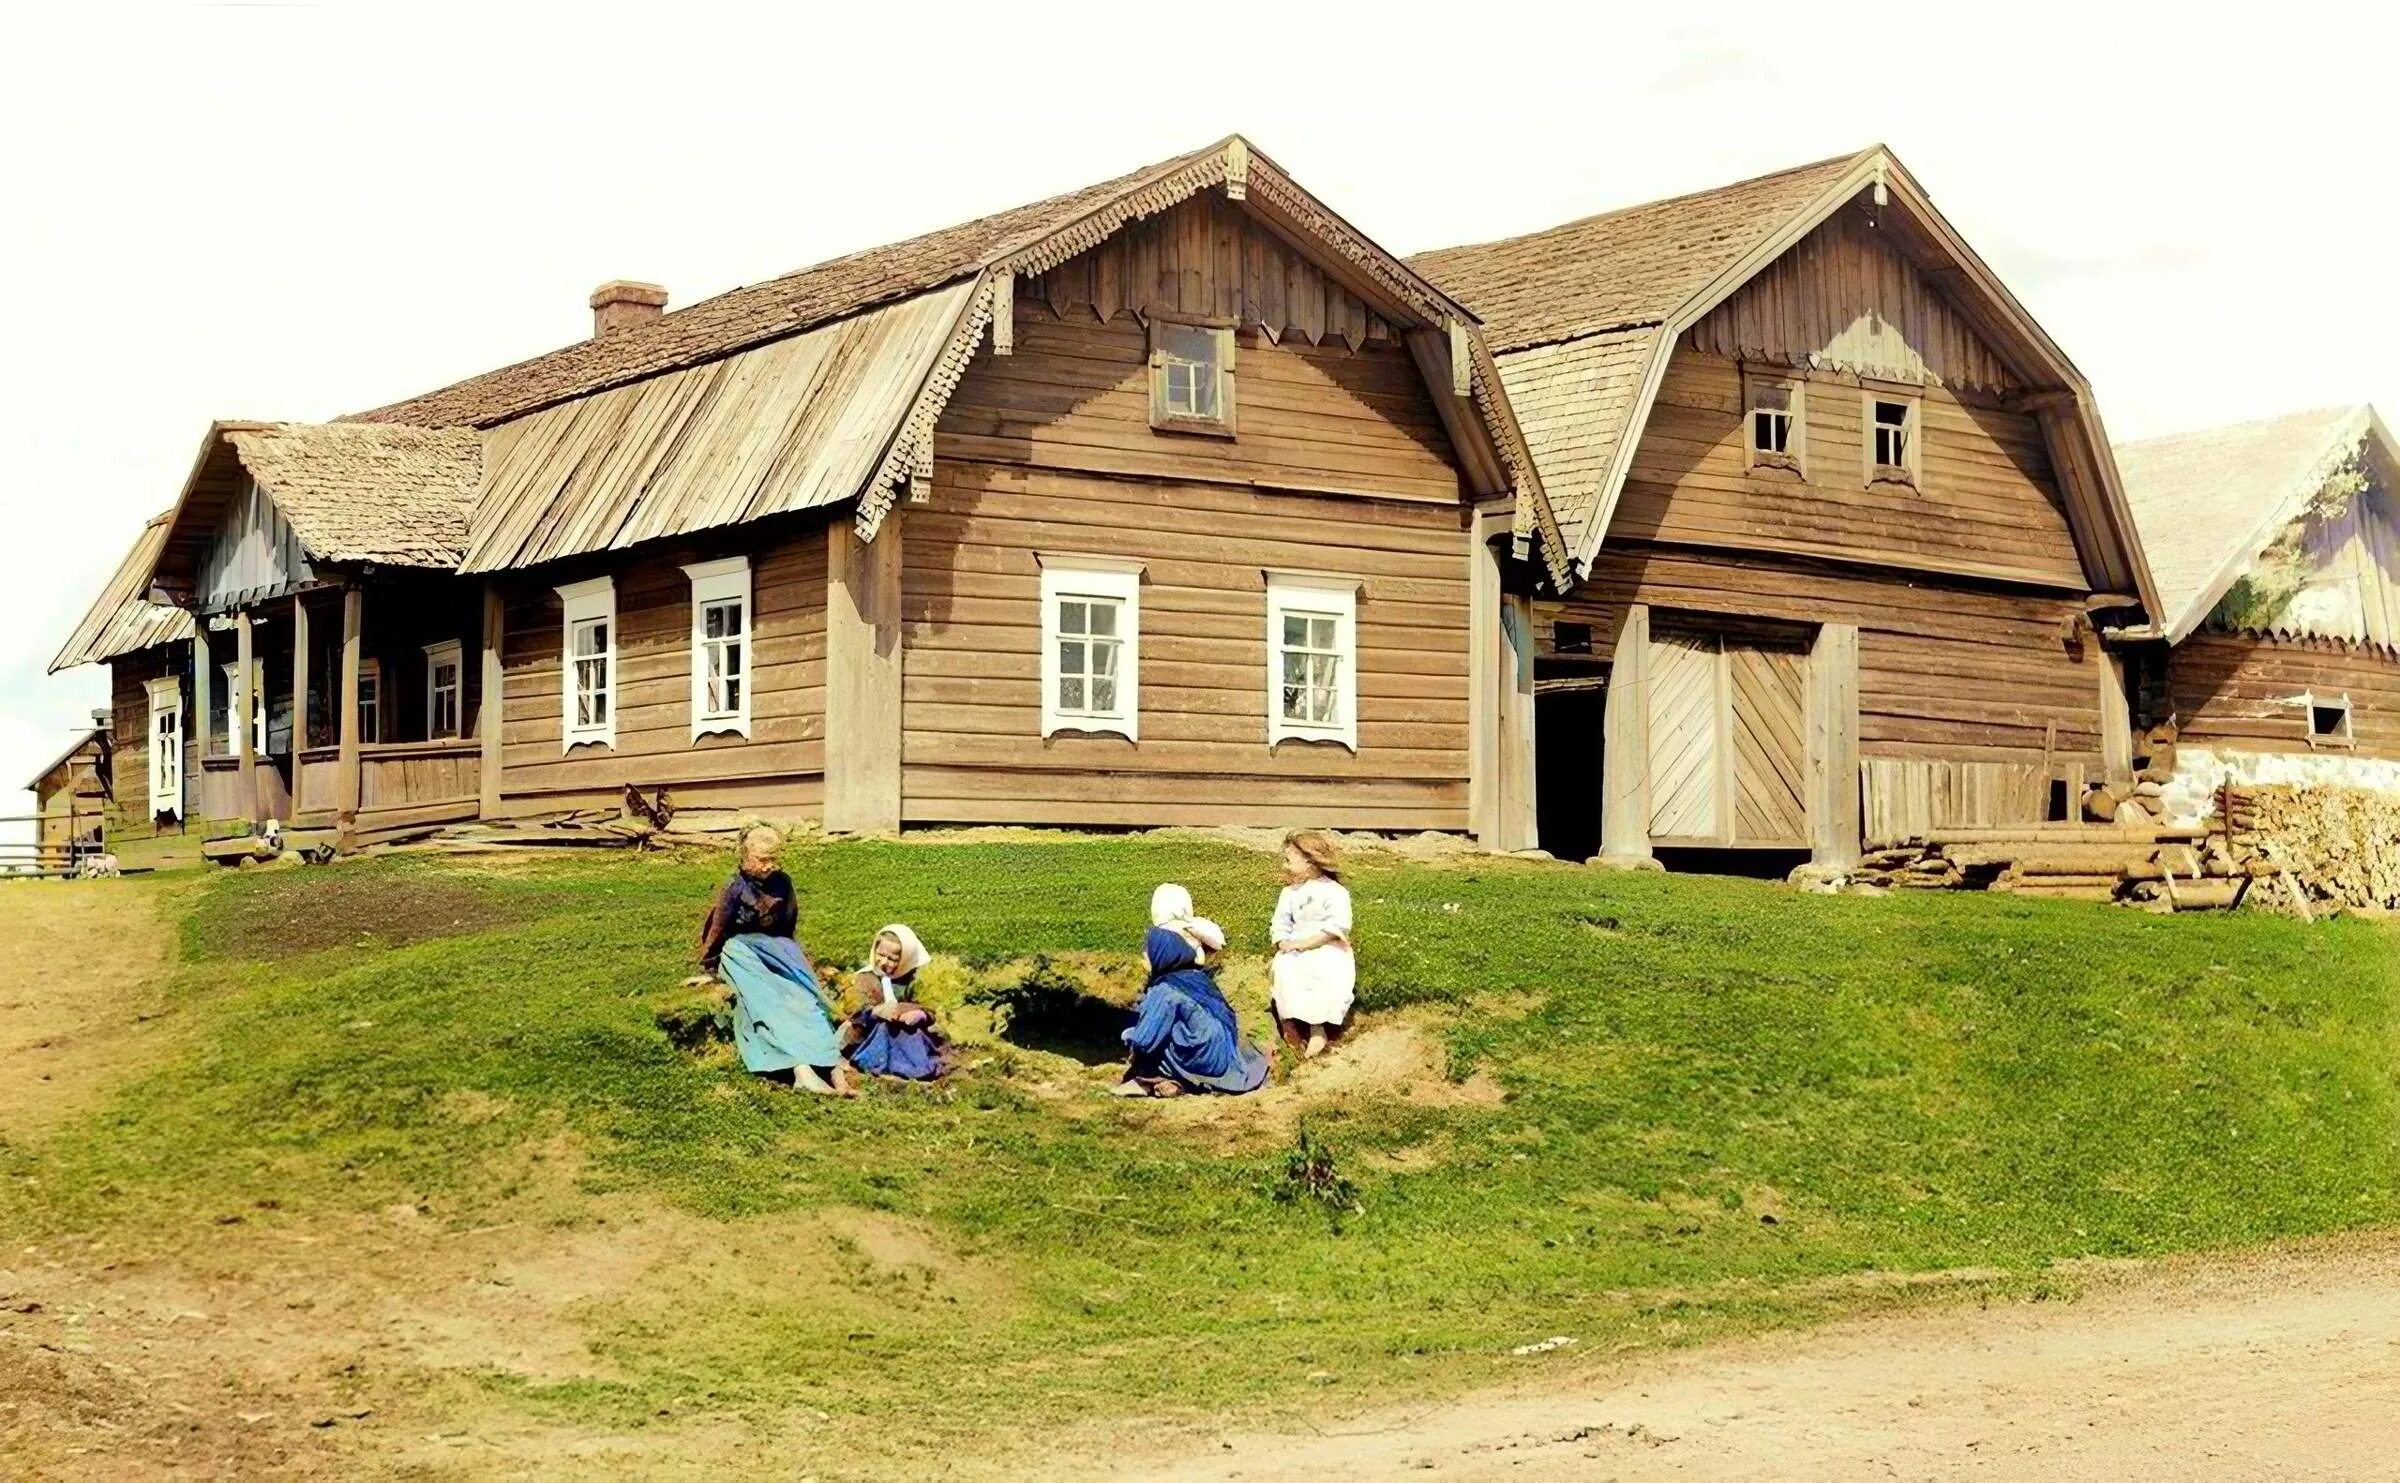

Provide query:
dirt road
left=1118, top=1237, right=2400, bottom=1481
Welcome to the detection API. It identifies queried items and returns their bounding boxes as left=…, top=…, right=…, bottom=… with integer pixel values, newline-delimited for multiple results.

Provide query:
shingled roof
left=223, top=423, right=485, bottom=567
left=1408, top=151, right=1867, bottom=354
left=1407, top=147, right=2157, bottom=614
left=353, top=141, right=1230, bottom=431
left=49, top=512, right=194, bottom=673
left=2117, top=405, right=2395, bottom=643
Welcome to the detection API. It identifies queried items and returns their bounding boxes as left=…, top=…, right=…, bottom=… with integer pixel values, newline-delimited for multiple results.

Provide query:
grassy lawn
left=4, top=833, right=2397, bottom=1467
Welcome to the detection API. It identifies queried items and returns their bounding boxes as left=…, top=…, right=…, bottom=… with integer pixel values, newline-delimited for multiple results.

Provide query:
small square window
left=1746, top=378, right=1805, bottom=476
left=2309, top=695, right=2353, bottom=746
left=1150, top=320, right=1234, bottom=434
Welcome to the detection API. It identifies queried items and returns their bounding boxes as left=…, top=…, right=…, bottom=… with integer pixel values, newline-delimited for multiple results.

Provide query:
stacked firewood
left=1846, top=821, right=2261, bottom=909
left=2226, top=784, right=2400, bottom=910
left=2082, top=722, right=2180, bottom=826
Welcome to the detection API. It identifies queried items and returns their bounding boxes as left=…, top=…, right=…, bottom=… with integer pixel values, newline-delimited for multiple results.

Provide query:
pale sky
left=5, top=1, right=2394, bottom=830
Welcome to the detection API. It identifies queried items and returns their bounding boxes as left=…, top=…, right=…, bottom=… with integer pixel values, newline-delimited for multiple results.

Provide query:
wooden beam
left=290, top=591, right=311, bottom=786
left=2099, top=649, right=2134, bottom=789
left=1468, top=520, right=1500, bottom=846
left=336, top=585, right=363, bottom=843
left=192, top=627, right=212, bottom=768
left=991, top=271, right=1014, bottom=357
left=1599, top=603, right=1653, bottom=863
left=234, top=607, right=256, bottom=826
left=1448, top=319, right=1472, bottom=399
left=1223, top=136, right=1250, bottom=201
left=1499, top=589, right=1538, bottom=851
left=824, top=511, right=905, bottom=834
left=480, top=582, right=505, bottom=821
left=1402, top=328, right=1506, bottom=496
left=1807, top=622, right=1861, bottom=869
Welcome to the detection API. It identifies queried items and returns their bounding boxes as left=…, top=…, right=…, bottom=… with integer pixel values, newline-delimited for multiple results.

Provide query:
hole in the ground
left=969, top=958, right=1135, bottom=1067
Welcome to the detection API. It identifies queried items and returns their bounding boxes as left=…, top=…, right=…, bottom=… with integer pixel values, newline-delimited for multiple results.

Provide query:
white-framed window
left=556, top=575, right=617, bottom=751
left=1265, top=570, right=1361, bottom=751
left=145, top=675, right=183, bottom=818
left=220, top=661, right=266, bottom=754
left=1149, top=318, right=1235, bottom=435
left=2306, top=691, right=2354, bottom=747
left=423, top=640, right=463, bottom=740
left=1746, top=376, right=1805, bottom=475
left=681, top=556, right=751, bottom=740
left=1037, top=553, right=1143, bottom=741
left=357, top=658, right=383, bottom=744
left=1865, top=392, right=1920, bottom=485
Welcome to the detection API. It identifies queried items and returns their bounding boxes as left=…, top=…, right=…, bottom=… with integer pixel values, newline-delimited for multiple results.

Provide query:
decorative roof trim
left=856, top=274, right=998, bottom=540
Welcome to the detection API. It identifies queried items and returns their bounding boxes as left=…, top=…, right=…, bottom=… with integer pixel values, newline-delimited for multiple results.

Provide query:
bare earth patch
left=1100, top=1233, right=2400, bottom=1481
left=0, top=881, right=181, bottom=1137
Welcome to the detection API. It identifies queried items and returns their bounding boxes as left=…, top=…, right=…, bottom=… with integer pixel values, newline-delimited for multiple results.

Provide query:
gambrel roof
left=355, top=136, right=1568, bottom=582
left=1410, top=147, right=2159, bottom=614
left=49, top=511, right=195, bottom=673
left=2117, top=404, right=2397, bottom=644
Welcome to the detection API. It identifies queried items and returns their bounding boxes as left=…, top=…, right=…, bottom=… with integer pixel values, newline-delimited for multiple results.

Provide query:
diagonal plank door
left=1729, top=645, right=1808, bottom=845
left=1647, top=631, right=1722, bottom=839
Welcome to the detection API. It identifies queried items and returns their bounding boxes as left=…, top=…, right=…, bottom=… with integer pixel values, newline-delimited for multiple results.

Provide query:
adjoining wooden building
left=1409, top=147, right=2160, bottom=864
left=48, top=512, right=197, bottom=841
left=91, top=138, right=1567, bottom=850
left=2115, top=405, right=2400, bottom=818
left=23, top=724, right=110, bottom=860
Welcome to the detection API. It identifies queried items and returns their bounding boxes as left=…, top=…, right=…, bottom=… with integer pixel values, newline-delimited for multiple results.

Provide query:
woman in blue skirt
left=696, top=826, right=853, bottom=1096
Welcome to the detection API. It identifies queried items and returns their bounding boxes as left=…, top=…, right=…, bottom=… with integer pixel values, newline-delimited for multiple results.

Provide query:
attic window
left=1150, top=319, right=1235, bottom=435
left=2308, top=693, right=2353, bottom=747
left=1867, top=395, right=1919, bottom=484
left=1746, top=378, right=1804, bottom=475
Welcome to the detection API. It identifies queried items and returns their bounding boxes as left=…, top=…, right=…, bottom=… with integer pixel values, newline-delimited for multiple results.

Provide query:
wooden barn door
left=1647, top=625, right=1810, bottom=847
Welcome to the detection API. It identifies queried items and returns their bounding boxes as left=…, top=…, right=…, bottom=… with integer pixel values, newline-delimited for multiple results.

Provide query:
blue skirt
left=847, top=1008, right=946, bottom=1081
left=719, top=935, right=840, bottom=1074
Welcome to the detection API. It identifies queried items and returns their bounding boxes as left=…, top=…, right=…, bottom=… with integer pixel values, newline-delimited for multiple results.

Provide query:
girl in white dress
left=1269, top=830, right=1354, bottom=1059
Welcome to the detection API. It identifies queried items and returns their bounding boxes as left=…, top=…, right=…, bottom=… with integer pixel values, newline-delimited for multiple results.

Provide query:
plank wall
left=493, top=522, right=829, bottom=820
left=2168, top=632, right=2400, bottom=760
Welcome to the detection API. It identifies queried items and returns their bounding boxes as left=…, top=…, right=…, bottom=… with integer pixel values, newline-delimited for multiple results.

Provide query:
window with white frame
left=2307, top=692, right=2353, bottom=747
left=556, top=576, right=617, bottom=750
left=219, top=661, right=266, bottom=753
left=357, top=658, right=383, bottom=744
left=1747, top=377, right=1804, bottom=474
left=145, top=676, right=183, bottom=817
left=1266, top=571, right=1361, bottom=751
left=423, top=640, right=464, bottom=739
left=1037, top=554, right=1143, bottom=741
left=681, top=556, right=751, bottom=739
left=1866, top=394, right=1919, bottom=484
left=1149, top=319, right=1235, bottom=434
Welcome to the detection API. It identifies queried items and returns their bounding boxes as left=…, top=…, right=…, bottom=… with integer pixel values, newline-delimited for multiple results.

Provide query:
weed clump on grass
left=1270, top=1121, right=1363, bottom=1225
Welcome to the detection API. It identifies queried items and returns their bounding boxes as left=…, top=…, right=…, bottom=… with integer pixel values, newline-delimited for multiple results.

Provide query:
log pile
left=2225, top=783, right=2400, bottom=910
left=1839, top=821, right=2257, bottom=910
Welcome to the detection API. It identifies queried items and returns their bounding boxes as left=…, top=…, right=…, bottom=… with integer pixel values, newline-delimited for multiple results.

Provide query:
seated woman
left=1113, top=926, right=1268, bottom=1098
left=842, top=924, right=947, bottom=1081
left=696, top=826, right=853, bottom=1096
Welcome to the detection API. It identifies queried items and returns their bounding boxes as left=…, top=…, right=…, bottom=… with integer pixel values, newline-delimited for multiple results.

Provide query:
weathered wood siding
left=1543, top=547, right=2105, bottom=767
left=2168, top=632, right=2400, bottom=760
left=913, top=294, right=1474, bottom=829
left=1616, top=350, right=2084, bottom=589
left=494, top=523, right=829, bottom=819
left=106, top=646, right=210, bottom=837
left=198, top=479, right=312, bottom=612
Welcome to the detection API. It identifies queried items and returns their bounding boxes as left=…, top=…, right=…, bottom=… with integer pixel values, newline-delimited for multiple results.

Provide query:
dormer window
left=1866, top=394, right=1919, bottom=485
left=1746, top=377, right=1804, bottom=475
left=1149, top=319, right=1235, bottom=435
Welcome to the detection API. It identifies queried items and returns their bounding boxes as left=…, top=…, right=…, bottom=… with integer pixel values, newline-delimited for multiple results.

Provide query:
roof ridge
left=2116, top=403, right=2371, bottom=451
left=1410, top=146, right=1874, bottom=262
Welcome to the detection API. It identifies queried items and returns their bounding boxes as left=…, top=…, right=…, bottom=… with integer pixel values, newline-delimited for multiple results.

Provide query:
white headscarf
left=1148, top=883, right=1226, bottom=959
left=874, top=923, right=929, bottom=978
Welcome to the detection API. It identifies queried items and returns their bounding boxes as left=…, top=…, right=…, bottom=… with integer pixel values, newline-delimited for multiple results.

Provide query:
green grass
left=5, top=836, right=2398, bottom=1458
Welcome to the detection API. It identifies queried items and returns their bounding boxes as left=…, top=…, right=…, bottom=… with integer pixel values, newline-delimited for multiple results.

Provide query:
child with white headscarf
left=841, top=923, right=946, bottom=1080
left=1149, top=883, right=1227, bottom=963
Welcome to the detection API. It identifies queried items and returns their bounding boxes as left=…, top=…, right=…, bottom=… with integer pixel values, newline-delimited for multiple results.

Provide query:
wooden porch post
left=291, top=592, right=311, bottom=784
left=823, top=513, right=905, bottom=835
left=2099, top=649, right=2134, bottom=789
left=1806, top=622, right=1861, bottom=870
left=1467, top=522, right=1501, bottom=847
left=192, top=628, right=213, bottom=768
left=1497, top=591, right=1538, bottom=851
left=479, top=582, right=505, bottom=821
left=1598, top=603, right=1653, bottom=864
left=336, top=585, right=363, bottom=841
left=234, top=608, right=257, bottom=826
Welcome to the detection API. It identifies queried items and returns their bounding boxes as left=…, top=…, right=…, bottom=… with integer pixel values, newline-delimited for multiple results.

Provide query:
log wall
left=2167, top=631, right=2400, bottom=760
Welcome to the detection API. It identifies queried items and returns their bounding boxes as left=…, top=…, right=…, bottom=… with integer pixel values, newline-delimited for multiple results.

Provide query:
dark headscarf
left=1142, top=926, right=1236, bottom=1037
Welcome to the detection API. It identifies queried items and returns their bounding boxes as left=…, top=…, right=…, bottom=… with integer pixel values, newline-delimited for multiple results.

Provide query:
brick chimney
left=589, top=280, right=668, bottom=338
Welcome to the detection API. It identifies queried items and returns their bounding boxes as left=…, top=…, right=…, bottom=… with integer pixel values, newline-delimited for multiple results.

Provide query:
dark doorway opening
left=1652, top=846, right=1812, bottom=880
left=1535, top=659, right=1608, bottom=862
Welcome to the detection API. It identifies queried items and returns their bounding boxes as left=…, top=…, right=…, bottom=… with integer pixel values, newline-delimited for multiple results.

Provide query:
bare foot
left=1304, top=1029, right=1328, bottom=1059
left=1110, top=1080, right=1151, bottom=1097
left=1149, top=1080, right=1184, bottom=1098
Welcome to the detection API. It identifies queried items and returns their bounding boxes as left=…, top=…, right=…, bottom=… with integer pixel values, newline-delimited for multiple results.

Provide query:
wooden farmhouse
left=48, top=512, right=196, bottom=842
left=22, top=725, right=110, bottom=860
left=58, top=138, right=1569, bottom=851
left=1409, top=147, right=2161, bottom=864
left=2115, top=405, right=2400, bottom=818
